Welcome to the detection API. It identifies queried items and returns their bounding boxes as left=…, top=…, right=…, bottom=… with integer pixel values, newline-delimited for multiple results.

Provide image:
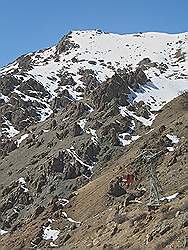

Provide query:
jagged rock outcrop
left=18, top=78, right=50, bottom=98
left=79, top=69, right=99, bottom=95
left=73, top=123, right=82, bottom=136
left=108, top=178, right=126, bottom=197
left=17, top=54, right=33, bottom=71
left=91, top=69, right=148, bottom=110
left=0, top=138, right=17, bottom=157
left=0, top=76, right=20, bottom=95
left=56, top=32, right=80, bottom=54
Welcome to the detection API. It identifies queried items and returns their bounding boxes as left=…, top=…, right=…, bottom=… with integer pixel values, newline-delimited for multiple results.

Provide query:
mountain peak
left=0, top=28, right=188, bottom=249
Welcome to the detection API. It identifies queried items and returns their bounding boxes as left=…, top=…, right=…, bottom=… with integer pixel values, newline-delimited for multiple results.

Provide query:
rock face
left=0, top=180, right=33, bottom=229
left=79, top=69, right=99, bottom=96
left=0, top=76, right=18, bottom=95
left=18, top=78, right=50, bottom=98
left=17, top=54, right=33, bottom=70
left=73, top=123, right=82, bottom=136
left=90, top=69, right=148, bottom=110
left=0, top=75, right=48, bottom=136
left=56, top=32, right=80, bottom=54
left=50, top=151, right=64, bottom=173
left=108, top=178, right=126, bottom=197
left=64, top=163, right=81, bottom=179
left=0, top=139, right=17, bottom=157
left=91, top=74, right=128, bottom=109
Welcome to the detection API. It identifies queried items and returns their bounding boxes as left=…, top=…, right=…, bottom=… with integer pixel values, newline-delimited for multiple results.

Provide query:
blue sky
left=0, top=0, right=187, bottom=67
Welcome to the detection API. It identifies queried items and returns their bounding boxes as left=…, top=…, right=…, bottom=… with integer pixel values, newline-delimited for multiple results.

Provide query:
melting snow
left=42, top=226, right=60, bottom=241
left=66, top=148, right=93, bottom=170
left=166, top=134, right=180, bottom=144
left=18, top=177, right=26, bottom=184
left=160, top=192, right=179, bottom=202
left=62, top=117, right=69, bottom=122
left=18, top=177, right=28, bottom=192
left=17, top=134, right=29, bottom=147
left=85, top=103, right=94, bottom=113
left=118, top=133, right=132, bottom=146
left=61, top=211, right=81, bottom=225
left=0, top=93, right=9, bottom=103
left=145, top=128, right=154, bottom=134
left=167, top=147, right=175, bottom=152
left=43, top=129, right=50, bottom=133
left=119, top=106, right=155, bottom=127
left=118, top=133, right=140, bottom=146
left=58, top=198, right=69, bottom=207
left=78, top=119, right=87, bottom=130
left=47, top=218, right=53, bottom=224
left=132, top=135, right=140, bottom=141
left=50, top=242, right=58, bottom=247
left=2, top=119, right=19, bottom=138
left=118, top=119, right=140, bottom=146
left=0, top=229, right=8, bottom=235
left=166, top=134, right=180, bottom=152
left=86, top=128, right=98, bottom=143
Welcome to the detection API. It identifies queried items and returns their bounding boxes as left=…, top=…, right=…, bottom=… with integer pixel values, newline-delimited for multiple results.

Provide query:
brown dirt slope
left=0, top=94, right=188, bottom=249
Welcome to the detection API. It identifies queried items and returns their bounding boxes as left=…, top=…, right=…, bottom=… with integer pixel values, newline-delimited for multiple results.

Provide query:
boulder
left=108, top=179, right=126, bottom=197
left=64, top=164, right=81, bottom=179
left=73, top=123, right=82, bottom=136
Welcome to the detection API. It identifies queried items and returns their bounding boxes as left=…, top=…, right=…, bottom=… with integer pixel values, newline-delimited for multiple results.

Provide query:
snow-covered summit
left=0, top=30, right=188, bottom=137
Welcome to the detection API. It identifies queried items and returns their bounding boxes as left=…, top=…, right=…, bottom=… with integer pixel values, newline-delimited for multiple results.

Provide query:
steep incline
left=0, top=30, right=188, bottom=249
left=0, top=90, right=188, bottom=250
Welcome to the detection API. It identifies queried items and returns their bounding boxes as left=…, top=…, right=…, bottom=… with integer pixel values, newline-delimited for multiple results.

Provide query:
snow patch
left=130, top=78, right=188, bottom=112
left=43, top=129, right=50, bottom=133
left=119, top=106, right=155, bottom=127
left=86, top=128, right=98, bottom=143
left=0, top=93, right=9, bottom=103
left=2, top=119, right=19, bottom=138
left=42, top=226, right=60, bottom=241
left=58, top=198, right=69, bottom=207
left=85, top=103, right=94, bottom=113
left=167, top=147, right=174, bottom=152
left=50, top=242, right=58, bottom=247
left=160, top=192, right=179, bottom=202
left=166, top=134, right=180, bottom=144
left=18, top=177, right=28, bottom=193
left=17, top=134, right=29, bottom=147
left=78, top=119, right=87, bottom=130
left=118, top=133, right=140, bottom=146
left=66, top=148, right=93, bottom=170
left=0, top=229, right=8, bottom=235
left=61, top=211, right=81, bottom=225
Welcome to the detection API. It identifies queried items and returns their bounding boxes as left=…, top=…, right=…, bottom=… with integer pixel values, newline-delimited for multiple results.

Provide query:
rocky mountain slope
left=0, top=30, right=188, bottom=249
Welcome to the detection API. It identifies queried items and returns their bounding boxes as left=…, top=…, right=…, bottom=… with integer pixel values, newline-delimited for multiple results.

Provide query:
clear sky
left=0, top=0, right=187, bottom=67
